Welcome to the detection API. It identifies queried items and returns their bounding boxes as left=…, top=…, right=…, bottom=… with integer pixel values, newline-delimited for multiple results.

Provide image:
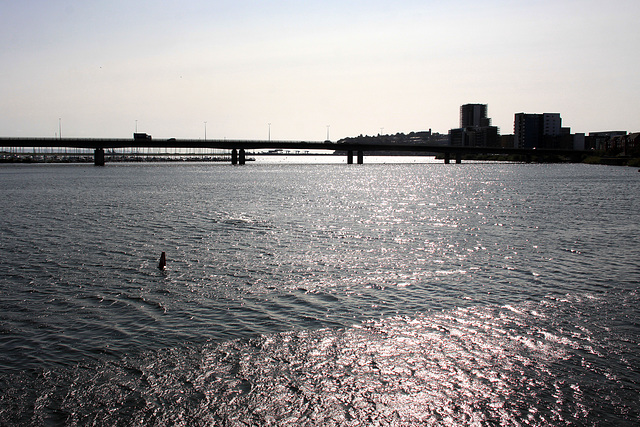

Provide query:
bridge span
left=0, top=137, right=586, bottom=166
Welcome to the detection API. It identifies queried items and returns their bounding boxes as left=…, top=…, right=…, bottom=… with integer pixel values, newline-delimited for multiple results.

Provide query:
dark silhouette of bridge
left=0, top=137, right=587, bottom=166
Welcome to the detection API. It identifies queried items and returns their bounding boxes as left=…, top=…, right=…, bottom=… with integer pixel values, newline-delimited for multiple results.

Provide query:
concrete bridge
left=0, top=137, right=587, bottom=166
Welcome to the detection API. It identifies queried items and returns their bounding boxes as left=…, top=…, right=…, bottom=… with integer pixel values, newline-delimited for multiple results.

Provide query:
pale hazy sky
left=1, top=0, right=638, bottom=140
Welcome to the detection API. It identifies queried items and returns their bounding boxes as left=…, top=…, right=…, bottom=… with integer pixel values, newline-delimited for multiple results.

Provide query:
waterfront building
left=588, top=131, right=627, bottom=150
left=606, top=132, right=640, bottom=155
left=449, top=126, right=499, bottom=147
left=514, top=112, right=567, bottom=149
left=449, top=104, right=500, bottom=147
left=543, top=113, right=562, bottom=137
left=460, top=104, right=491, bottom=128
left=573, top=133, right=586, bottom=151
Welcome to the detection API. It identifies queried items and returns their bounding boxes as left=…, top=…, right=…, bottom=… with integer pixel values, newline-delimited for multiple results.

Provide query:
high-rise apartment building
left=542, top=113, right=562, bottom=137
left=514, top=112, right=563, bottom=149
left=450, top=104, right=499, bottom=147
left=460, top=104, right=491, bottom=128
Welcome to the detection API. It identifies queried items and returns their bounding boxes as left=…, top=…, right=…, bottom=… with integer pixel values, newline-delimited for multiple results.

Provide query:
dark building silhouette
left=514, top=113, right=566, bottom=149
left=587, top=131, right=627, bottom=150
left=590, top=131, right=639, bottom=155
left=449, top=103, right=499, bottom=147
left=460, top=104, right=491, bottom=128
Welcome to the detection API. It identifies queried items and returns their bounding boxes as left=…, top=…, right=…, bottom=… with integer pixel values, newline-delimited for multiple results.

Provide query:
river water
left=0, top=159, right=638, bottom=425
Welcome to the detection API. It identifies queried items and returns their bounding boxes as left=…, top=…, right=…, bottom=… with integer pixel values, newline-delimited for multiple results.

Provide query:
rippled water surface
left=0, top=161, right=638, bottom=425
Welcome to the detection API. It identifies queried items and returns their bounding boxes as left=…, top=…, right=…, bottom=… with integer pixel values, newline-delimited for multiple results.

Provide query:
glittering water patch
left=3, top=293, right=638, bottom=426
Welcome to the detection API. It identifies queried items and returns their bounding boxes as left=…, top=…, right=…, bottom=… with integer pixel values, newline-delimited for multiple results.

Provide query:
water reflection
left=1, top=163, right=639, bottom=425
left=5, top=293, right=636, bottom=425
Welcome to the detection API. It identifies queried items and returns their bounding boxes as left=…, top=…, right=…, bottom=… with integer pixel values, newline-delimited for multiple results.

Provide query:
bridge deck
left=0, top=137, right=585, bottom=157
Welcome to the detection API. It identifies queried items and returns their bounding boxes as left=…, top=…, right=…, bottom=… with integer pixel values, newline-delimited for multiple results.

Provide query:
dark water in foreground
left=0, top=161, right=638, bottom=425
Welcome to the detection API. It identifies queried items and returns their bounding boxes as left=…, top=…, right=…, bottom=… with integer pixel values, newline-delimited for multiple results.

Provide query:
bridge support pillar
left=239, top=149, right=246, bottom=165
left=444, top=152, right=450, bottom=164
left=357, top=151, right=364, bottom=164
left=94, top=148, right=105, bottom=166
left=231, top=149, right=238, bottom=165
left=456, top=153, right=462, bottom=164
left=347, top=150, right=353, bottom=164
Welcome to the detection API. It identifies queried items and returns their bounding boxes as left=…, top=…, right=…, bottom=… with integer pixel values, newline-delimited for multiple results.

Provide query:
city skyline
left=1, top=0, right=639, bottom=140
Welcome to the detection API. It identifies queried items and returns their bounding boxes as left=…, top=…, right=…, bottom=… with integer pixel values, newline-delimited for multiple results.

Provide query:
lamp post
left=268, top=123, right=271, bottom=142
left=326, top=125, right=330, bottom=141
left=204, top=121, right=207, bottom=141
